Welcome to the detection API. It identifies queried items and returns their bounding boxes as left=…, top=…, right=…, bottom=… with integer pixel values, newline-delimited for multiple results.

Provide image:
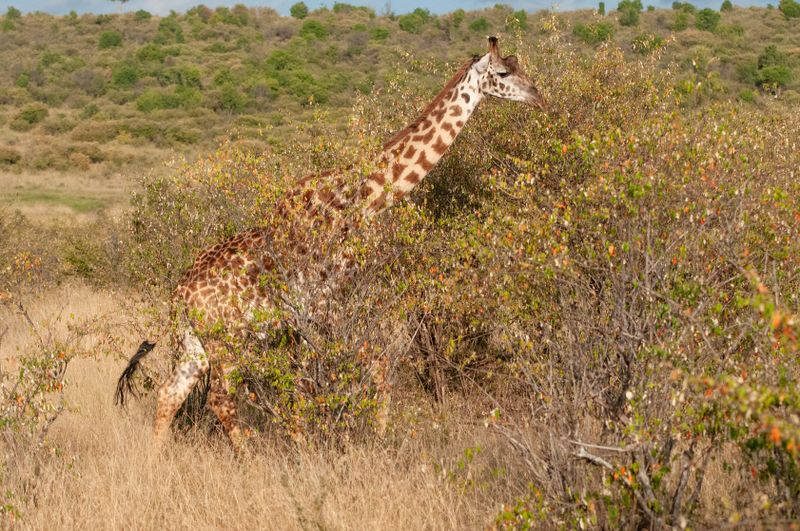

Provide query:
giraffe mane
left=382, top=56, right=478, bottom=152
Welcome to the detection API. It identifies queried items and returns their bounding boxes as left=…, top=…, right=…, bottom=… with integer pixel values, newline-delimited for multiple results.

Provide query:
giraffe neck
left=359, top=61, right=484, bottom=216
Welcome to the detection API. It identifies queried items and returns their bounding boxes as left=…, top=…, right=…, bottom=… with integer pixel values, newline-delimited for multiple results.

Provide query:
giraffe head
left=473, top=36, right=546, bottom=111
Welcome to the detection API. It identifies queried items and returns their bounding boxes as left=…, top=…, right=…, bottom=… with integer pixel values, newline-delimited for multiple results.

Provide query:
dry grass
left=3, top=285, right=520, bottom=530
left=0, top=283, right=124, bottom=362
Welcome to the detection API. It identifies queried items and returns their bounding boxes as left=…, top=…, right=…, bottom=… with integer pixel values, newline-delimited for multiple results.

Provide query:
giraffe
left=115, top=37, right=545, bottom=452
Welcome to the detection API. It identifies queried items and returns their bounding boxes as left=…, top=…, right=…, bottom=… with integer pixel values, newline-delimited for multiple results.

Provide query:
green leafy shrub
left=214, top=84, right=247, bottom=113
left=154, top=16, right=184, bottom=44
left=754, top=45, right=794, bottom=89
left=136, top=43, right=180, bottom=62
left=11, top=105, right=48, bottom=131
left=39, top=51, right=63, bottom=69
left=5, top=6, right=21, bottom=19
left=673, top=10, right=690, bottom=29
left=398, top=9, right=432, bottom=34
left=135, top=87, right=202, bottom=112
left=98, top=30, right=123, bottom=49
left=720, top=0, right=733, bottom=11
left=158, top=66, right=202, bottom=88
left=779, top=0, right=800, bottom=17
left=758, top=66, right=793, bottom=88
left=618, top=0, right=643, bottom=26
left=672, top=1, right=696, bottom=11
left=573, top=21, right=615, bottom=44
left=299, top=20, right=328, bottom=39
left=738, top=88, right=756, bottom=102
left=369, top=26, right=389, bottom=40
left=452, top=8, right=465, bottom=26
left=212, top=6, right=248, bottom=26
left=469, top=17, right=491, bottom=32
left=111, top=62, right=139, bottom=88
left=599, top=1, right=606, bottom=15
left=333, top=2, right=373, bottom=14
left=290, top=2, right=309, bottom=19
left=134, top=9, right=152, bottom=20
left=695, top=8, right=721, bottom=30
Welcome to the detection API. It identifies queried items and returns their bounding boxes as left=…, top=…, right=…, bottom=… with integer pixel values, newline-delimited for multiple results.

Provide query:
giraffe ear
left=474, top=53, right=490, bottom=73
left=488, top=36, right=500, bottom=56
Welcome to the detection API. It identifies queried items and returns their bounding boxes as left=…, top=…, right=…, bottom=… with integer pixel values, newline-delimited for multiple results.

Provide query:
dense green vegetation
left=0, top=3, right=797, bottom=176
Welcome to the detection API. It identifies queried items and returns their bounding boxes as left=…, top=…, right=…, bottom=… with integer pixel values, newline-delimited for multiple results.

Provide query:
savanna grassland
left=2, top=2, right=800, bottom=529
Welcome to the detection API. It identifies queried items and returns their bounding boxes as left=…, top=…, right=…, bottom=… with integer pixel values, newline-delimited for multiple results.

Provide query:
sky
left=0, top=0, right=771, bottom=17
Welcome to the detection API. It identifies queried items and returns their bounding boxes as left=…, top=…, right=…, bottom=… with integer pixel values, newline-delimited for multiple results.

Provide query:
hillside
left=0, top=3, right=798, bottom=219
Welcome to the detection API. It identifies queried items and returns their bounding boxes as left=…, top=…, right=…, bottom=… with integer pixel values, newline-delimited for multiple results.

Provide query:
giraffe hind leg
left=207, top=361, right=245, bottom=453
left=154, top=329, right=210, bottom=446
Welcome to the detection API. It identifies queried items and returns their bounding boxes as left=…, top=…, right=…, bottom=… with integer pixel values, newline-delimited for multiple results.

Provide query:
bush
left=369, top=26, right=389, bottom=40
left=720, top=0, right=733, bottom=11
left=618, top=0, right=643, bottom=26
left=70, top=121, right=119, bottom=142
left=211, top=6, right=248, bottom=26
left=673, top=1, right=696, bottom=11
left=779, top=0, right=800, bottom=17
left=695, top=8, right=721, bottom=30
left=290, top=2, right=309, bottom=19
left=134, top=9, right=151, bottom=20
left=154, top=16, right=184, bottom=44
left=15, top=105, right=48, bottom=126
left=631, top=32, right=665, bottom=54
left=111, top=62, right=139, bottom=88
left=398, top=9, right=432, bottom=34
left=758, top=44, right=789, bottom=69
left=573, top=21, right=615, bottom=44
left=39, top=51, right=63, bottom=68
left=71, top=67, right=106, bottom=96
left=469, top=17, right=490, bottom=32
left=752, top=45, right=794, bottom=89
left=135, top=87, right=201, bottom=113
left=214, top=84, right=247, bottom=113
left=452, top=8, right=465, bottom=26
left=158, top=66, right=202, bottom=88
left=136, top=44, right=166, bottom=62
left=738, top=88, right=756, bottom=102
left=506, top=10, right=527, bottom=29
left=98, top=30, right=123, bottom=49
left=5, top=6, right=21, bottom=19
left=758, top=66, right=793, bottom=88
left=0, top=146, right=21, bottom=165
left=299, top=19, right=328, bottom=39
left=673, top=10, right=690, bottom=29
left=599, top=1, right=606, bottom=15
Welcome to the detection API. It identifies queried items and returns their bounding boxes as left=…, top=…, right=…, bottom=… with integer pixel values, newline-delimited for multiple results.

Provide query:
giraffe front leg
left=207, top=362, right=246, bottom=453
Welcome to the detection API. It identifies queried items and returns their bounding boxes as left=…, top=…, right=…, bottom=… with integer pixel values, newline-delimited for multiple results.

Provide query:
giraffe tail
left=114, top=340, right=156, bottom=407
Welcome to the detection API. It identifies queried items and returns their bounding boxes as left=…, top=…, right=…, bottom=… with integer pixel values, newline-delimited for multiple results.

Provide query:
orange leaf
left=770, top=426, right=781, bottom=444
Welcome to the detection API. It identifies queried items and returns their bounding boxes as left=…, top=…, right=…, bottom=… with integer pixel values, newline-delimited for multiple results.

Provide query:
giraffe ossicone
left=115, top=37, right=545, bottom=452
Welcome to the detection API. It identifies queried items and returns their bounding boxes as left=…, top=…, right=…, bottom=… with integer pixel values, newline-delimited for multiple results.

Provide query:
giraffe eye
left=497, top=71, right=510, bottom=78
